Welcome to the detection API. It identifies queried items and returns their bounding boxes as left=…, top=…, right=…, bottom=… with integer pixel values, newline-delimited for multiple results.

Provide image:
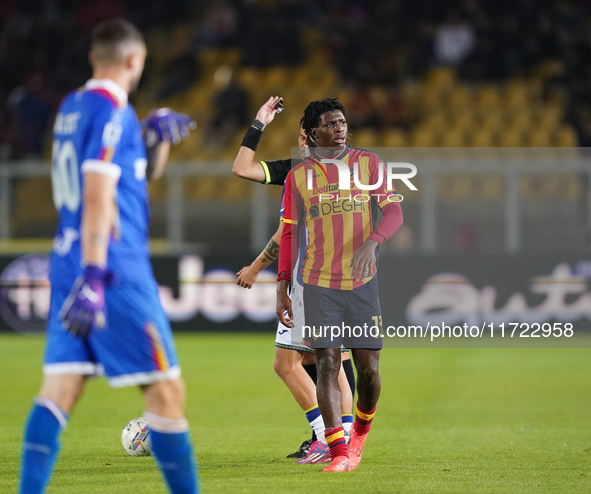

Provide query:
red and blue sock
left=324, top=426, right=348, bottom=460
left=353, top=403, right=376, bottom=435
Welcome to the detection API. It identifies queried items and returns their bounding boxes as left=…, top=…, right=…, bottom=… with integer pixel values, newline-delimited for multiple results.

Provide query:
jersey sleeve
left=367, top=153, right=404, bottom=244
left=259, top=158, right=293, bottom=185
left=80, top=97, right=126, bottom=180
left=277, top=170, right=303, bottom=281
left=368, top=154, right=398, bottom=208
left=279, top=183, right=286, bottom=217
left=279, top=170, right=303, bottom=225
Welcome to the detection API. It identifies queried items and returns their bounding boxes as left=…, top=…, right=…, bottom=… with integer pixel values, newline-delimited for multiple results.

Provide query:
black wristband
left=251, top=118, right=266, bottom=131
left=241, top=126, right=263, bottom=151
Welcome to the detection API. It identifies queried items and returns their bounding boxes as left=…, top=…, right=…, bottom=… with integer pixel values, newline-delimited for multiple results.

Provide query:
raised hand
left=255, top=96, right=283, bottom=127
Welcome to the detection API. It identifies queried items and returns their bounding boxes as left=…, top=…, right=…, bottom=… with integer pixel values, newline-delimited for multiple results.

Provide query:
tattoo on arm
left=261, top=238, right=280, bottom=263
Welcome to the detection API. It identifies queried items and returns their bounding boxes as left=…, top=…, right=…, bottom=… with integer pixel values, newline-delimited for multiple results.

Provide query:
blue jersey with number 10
left=50, top=78, right=152, bottom=287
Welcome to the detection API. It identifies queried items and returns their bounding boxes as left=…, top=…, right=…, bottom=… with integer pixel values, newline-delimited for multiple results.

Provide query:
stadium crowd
left=1, top=0, right=591, bottom=159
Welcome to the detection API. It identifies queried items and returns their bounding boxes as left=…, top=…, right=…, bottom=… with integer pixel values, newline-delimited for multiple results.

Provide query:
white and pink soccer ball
left=121, top=417, right=152, bottom=456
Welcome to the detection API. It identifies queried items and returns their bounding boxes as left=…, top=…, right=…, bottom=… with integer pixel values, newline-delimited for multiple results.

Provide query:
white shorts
left=274, top=280, right=314, bottom=354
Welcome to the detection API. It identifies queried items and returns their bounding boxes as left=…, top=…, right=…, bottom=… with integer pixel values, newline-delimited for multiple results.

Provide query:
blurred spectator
left=8, top=75, right=52, bottom=157
left=407, top=21, right=436, bottom=77
left=241, top=4, right=303, bottom=67
left=346, top=86, right=379, bottom=129
left=204, top=71, right=249, bottom=149
left=192, top=0, right=239, bottom=50
left=3, top=0, right=591, bottom=159
left=0, top=110, right=25, bottom=161
left=380, top=88, right=409, bottom=129
left=75, top=0, right=126, bottom=30
left=383, top=224, right=414, bottom=255
left=434, top=13, right=475, bottom=66
left=156, top=53, right=200, bottom=102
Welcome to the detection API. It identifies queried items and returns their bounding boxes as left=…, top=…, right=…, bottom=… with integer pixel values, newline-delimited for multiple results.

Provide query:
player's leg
left=274, top=321, right=327, bottom=447
left=315, top=347, right=349, bottom=465
left=95, top=281, right=198, bottom=494
left=341, top=351, right=356, bottom=404
left=302, top=282, right=350, bottom=471
left=343, top=277, right=383, bottom=469
left=348, top=348, right=381, bottom=469
left=39, top=374, right=86, bottom=413
left=274, top=345, right=329, bottom=463
left=142, top=377, right=198, bottom=494
left=19, top=280, right=99, bottom=494
left=143, top=377, right=186, bottom=418
left=19, top=375, right=86, bottom=494
left=338, top=354, right=354, bottom=438
left=273, top=347, right=317, bottom=411
left=301, top=351, right=317, bottom=390
left=298, top=287, right=321, bottom=447
left=301, top=352, right=318, bottom=444
left=350, top=348, right=381, bottom=422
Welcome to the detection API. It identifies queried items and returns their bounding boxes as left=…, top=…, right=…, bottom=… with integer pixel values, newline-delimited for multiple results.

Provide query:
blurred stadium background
left=1, top=0, right=591, bottom=334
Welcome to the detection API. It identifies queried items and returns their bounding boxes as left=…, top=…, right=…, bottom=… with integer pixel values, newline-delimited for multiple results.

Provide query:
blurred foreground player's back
left=19, top=18, right=199, bottom=494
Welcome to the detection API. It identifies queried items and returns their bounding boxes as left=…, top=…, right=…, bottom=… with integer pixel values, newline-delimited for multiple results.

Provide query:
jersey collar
left=311, top=145, right=349, bottom=162
left=84, top=78, right=128, bottom=106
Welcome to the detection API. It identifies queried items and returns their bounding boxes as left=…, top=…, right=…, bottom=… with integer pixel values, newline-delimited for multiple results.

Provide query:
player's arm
left=142, top=108, right=196, bottom=180
left=350, top=158, right=404, bottom=281
left=232, top=96, right=282, bottom=183
left=276, top=172, right=302, bottom=327
left=81, top=172, right=117, bottom=267
left=236, top=220, right=283, bottom=289
left=276, top=218, right=295, bottom=327
left=146, top=141, right=171, bottom=181
left=59, top=171, right=119, bottom=338
left=58, top=98, right=127, bottom=337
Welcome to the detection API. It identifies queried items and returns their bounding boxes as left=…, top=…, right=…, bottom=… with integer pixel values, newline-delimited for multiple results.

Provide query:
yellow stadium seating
left=352, top=129, right=380, bottom=148
left=424, top=67, right=456, bottom=90
left=448, top=87, right=473, bottom=110
left=470, top=129, right=495, bottom=147
left=555, top=125, right=578, bottom=147
left=528, top=128, right=552, bottom=147
left=441, top=128, right=467, bottom=147
left=411, top=127, right=439, bottom=147
left=476, top=86, right=501, bottom=109
left=480, top=111, right=505, bottom=131
left=382, top=129, right=407, bottom=147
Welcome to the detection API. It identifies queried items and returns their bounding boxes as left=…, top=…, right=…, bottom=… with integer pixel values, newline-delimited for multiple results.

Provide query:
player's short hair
left=90, top=18, right=145, bottom=64
left=302, top=97, right=347, bottom=135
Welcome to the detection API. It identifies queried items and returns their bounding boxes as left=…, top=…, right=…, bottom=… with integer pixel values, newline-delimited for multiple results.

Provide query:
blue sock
left=342, top=413, right=354, bottom=438
left=19, top=398, right=68, bottom=494
left=150, top=426, right=199, bottom=494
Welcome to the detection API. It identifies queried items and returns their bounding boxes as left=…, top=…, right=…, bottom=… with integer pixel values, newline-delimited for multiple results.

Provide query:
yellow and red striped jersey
left=281, top=146, right=399, bottom=290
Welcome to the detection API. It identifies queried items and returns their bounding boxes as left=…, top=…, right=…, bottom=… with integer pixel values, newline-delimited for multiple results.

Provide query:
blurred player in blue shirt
left=19, top=18, right=199, bottom=494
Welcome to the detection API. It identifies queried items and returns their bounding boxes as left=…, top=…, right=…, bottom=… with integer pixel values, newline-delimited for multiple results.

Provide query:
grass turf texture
left=0, top=333, right=590, bottom=494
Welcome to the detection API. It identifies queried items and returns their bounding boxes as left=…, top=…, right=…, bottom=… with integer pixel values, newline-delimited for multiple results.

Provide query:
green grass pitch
left=1, top=333, right=590, bottom=493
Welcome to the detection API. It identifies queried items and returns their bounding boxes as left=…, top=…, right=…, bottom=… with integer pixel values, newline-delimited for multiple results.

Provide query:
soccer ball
left=121, top=417, right=152, bottom=456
